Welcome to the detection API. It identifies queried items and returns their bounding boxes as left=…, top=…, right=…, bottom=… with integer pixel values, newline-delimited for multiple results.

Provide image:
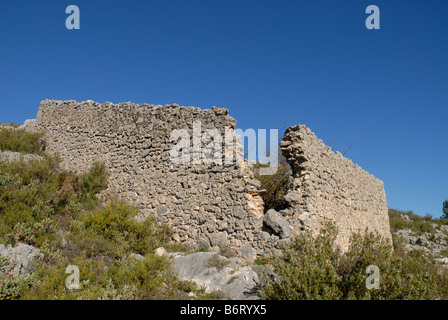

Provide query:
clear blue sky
left=1, top=1, right=447, bottom=217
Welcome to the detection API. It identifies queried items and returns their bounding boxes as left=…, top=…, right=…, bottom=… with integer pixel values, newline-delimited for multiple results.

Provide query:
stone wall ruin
left=33, top=100, right=392, bottom=256
left=280, top=124, right=392, bottom=251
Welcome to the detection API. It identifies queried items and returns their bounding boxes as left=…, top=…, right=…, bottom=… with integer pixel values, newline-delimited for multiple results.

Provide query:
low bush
left=0, top=158, right=108, bottom=246
left=107, top=255, right=181, bottom=300
left=0, top=128, right=45, bottom=154
left=0, top=140, right=196, bottom=300
left=70, top=201, right=173, bottom=258
left=261, top=223, right=444, bottom=300
left=79, top=162, right=108, bottom=199
left=389, top=208, right=439, bottom=236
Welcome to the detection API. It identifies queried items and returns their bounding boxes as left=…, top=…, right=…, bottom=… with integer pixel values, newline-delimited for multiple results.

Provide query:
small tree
left=443, top=199, right=448, bottom=219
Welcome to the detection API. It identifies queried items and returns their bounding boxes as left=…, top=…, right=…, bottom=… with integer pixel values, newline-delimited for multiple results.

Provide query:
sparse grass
left=163, top=242, right=190, bottom=254
left=219, top=246, right=238, bottom=258
left=195, top=290, right=228, bottom=300
left=254, top=256, right=270, bottom=266
left=206, top=254, right=229, bottom=271
left=227, top=275, right=238, bottom=285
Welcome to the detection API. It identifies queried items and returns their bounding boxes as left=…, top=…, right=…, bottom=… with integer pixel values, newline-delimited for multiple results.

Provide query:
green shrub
left=0, top=275, right=35, bottom=300
left=107, top=255, right=181, bottom=300
left=99, top=278, right=137, bottom=300
left=410, top=220, right=435, bottom=236
left=261, top=224, right=342, bottom=300
left=79, top=162, right=108, bottom=199
left=9, top=218, right=56, bottom=247
left=22, top=253, right=108, bottom=300
left=261, top=224, right=442, bottom=300
left=0, top=128, right=45, bottom=154
left=254, top=256, right=270, bottom=266
left=0, top=158, right=108, bottom=245
left=0, top=254, right=35, bottom=300
left=71, top=201, right=173, bottom=258
left=67, top=222, right=116, bottom=259
left=25, top=252, right=184, bottom=300
left=389, top=208, right=440, bottom=236
left=388, top=209, right=408, bottom=231
left=0, top=148, right=186, bottom=300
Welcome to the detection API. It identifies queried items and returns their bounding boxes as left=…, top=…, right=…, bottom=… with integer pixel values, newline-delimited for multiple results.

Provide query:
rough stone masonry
left=33, top=100, right=392, bottom=256
left=35, top=100, right=270, bottom=258
left=280, top=124, right=392, bottom=251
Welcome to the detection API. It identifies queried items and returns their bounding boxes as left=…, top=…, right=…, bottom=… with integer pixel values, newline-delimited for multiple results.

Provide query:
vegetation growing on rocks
left=2, top=125, right=448, bottom=300
left=0, top=127, right=199, bottom=300
left=0, top=127, right=45, bottom=155
left=260, top=223, right=448, bottom=300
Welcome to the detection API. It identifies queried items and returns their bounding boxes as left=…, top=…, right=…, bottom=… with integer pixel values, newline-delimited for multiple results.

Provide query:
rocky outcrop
left=0, top=243, right=43, bottom=276
left=263, top=209, right=291, bottom=239
left=0, top=150, right=44, bottom=163
left=0, top=123, right=44, bottom=163
left=280, top=124, right=392, bottom=251
left=156, top=249, right=260, bottom=299
left=395, top=225, right=448, bottom=258
left=19, top=119, right=38, bottom=132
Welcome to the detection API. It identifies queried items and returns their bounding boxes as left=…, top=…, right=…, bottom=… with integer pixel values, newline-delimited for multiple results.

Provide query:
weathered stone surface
left=263, top=209, right=292, bottom=239
left=281, top=124, right=392, bottom=251
left=238, top=243, right=256, bottom=261
left=19, top=119, right=38, bottom=132
left=395, top=224, right=448, bottom=259
left=154, top=247, right=168, bottom=257
left=35, top=100, right=268, bottom=255
left=209, top=232, right=228, bottom=248
left=297, top=212, right=312, bottom=228
left=0, top=150, right=44, bottom=163
left=172, top=252, right=259, bottom=299
left=0, top=243, right=43, bottom=276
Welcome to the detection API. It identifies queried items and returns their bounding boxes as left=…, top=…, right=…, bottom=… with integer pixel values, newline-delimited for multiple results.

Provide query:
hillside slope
left=1, top=124, right=448, bottom=300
